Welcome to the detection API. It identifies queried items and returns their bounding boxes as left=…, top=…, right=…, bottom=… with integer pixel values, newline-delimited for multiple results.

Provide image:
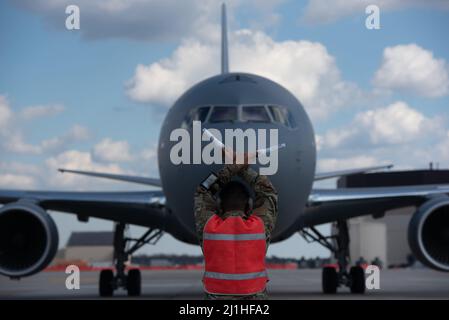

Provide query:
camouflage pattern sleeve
left=194, top=185, right=217, bottom=246
left=194, top=163, right=245, bottom=245
left=240, top=167, right=278, bottom=245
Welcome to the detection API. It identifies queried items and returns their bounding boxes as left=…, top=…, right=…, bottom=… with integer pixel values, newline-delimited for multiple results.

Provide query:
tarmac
left=0, top=268, right=448, bottom=299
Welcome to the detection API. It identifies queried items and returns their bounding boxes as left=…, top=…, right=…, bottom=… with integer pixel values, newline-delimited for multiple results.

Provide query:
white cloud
left=5, top=133, right=42, bottom=154
left=19, top=104, right=65, bottom=120
left=355, top=101, right=431, bottom=144
left=318, top=155, right=380, bottom=172
left=0, top=94, right=88, bottom=155
left=321, top=101, right=443, bottom=149
left=46, top=150, right=124, bottom=187
left=141, top=147, right=157, bottom=161
left=3, top=124, right=90, bottom=155
left=13, top=0, right=213, bottom=41
left=315, top=135, right=323, bottom=151
left=0, top=162, right=41, bottom=176
left=302, top=0, right=449, bottom=24
left=0, top=174, right=36, bottom=189
left=436, top=131, right=449, bottom=163
left=93, top=138, right=133, bottom=163
left=0, top=96, right=12, bottom=129
left=0, top=96, right=42, bottom=154
left=0, top=162, right=41, bottom=189
left=317, top=101, right=449, bottom=175
left=40, top=124, right=90, bottom=151
left=67, top=124, right=90, bottom=140
left=0, top=140, right=160, bottom=191
left=126, top=39, right=212, bottom=106
left=321, top=126, right=358, bottom=149
left=318, top=138, right=449, bottom=175
left=12, top=0, right=284, bottom=42
left=0, top=94, right=158, bottom=190
left=127, top=29, right=360, bottom=120
left=373, top=44, right=449, bottom=97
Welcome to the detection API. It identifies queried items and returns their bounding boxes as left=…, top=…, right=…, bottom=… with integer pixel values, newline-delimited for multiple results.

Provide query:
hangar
left=337, top=166, right=449, bottom=267
left=64, top=231, right=114, bottom=264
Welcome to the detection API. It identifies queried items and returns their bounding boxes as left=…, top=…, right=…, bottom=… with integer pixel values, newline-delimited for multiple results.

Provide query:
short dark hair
left=219, top=181, right=250, bottom=213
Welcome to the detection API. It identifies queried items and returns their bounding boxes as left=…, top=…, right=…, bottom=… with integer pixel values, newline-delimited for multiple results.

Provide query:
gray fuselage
left=158, top=73, right=316, bottom=244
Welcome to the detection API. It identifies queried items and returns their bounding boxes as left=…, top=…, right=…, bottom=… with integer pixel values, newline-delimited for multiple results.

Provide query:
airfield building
left=337, top=167, right=449, bottom=267
left=64, top=231, right=114, bottom=264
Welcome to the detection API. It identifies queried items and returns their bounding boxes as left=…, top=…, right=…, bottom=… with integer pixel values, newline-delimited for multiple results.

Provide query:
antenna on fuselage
left=221, top=3, right=229, bottom=74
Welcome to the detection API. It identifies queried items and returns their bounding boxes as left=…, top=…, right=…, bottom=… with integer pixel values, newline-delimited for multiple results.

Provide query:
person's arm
left=240, top=167, right=278, bottom=245
left=194, top=185, right=217, bottom=246
left=194, top=163, right=245, bottom=245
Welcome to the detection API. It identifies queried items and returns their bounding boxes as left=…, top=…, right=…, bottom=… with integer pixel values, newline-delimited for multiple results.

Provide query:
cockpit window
left=181, top=106, right=210, bottom=128
left=268, top=105, right=297, bottom=128
left=194, top=107, right=210, bottom=122
left=287, top=110, right=297, bottom=128
left=209, top=106, right=237, bottom=123
left=241, top=106, right=271, bottom=123
left=183, top=104, right=297, bottom=128
left=268, top=105, right=287, bottom=125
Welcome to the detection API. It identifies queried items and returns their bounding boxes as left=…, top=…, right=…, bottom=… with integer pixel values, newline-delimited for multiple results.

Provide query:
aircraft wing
left=314, top=164, right=393, bottom=181
left=300, top=184, right=449, bottom=227
left=58, top=169, right=162, bottom=187
left=0, top=189, right=170, bottom=230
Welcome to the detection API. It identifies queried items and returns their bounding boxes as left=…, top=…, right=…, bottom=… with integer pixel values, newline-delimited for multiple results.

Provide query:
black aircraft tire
left=127, top=269, right=142, bottom=296
left=322, top=266, right=338, bottom=294
left=99, top=269, right=114, bottom=297
left=350, top=266, right=366, bottom=294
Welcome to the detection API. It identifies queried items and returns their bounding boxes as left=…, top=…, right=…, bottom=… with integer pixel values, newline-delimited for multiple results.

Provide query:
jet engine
left=0, top=202, right=58, bottom=278
left=408, top=196, right=449, bottom=272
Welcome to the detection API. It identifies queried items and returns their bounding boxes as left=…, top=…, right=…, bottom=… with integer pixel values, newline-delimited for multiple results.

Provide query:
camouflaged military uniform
left=194, top=164, right=278, bottom=300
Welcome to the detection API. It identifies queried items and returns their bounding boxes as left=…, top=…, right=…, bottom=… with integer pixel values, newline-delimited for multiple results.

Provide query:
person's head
left=219, top=181, right=251, bottom=213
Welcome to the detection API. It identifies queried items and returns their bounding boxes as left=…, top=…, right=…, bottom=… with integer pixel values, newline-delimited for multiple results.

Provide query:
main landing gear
left=99, top=223, right=163, bottom=297
left=300, top=220, right=365, bottom=294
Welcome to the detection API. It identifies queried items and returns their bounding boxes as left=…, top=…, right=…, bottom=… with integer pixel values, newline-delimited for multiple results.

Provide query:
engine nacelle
left=0, top=202, right=59, bottom=278
left=408, top=196, right=449, bottom=272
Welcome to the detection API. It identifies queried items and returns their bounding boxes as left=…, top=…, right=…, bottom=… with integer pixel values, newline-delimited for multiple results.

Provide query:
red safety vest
left=202, top=214, right=268, bottom=295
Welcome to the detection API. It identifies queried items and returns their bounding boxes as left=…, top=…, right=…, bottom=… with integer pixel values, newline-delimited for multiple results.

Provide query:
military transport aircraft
left=0, top=4, right=448, bottom=296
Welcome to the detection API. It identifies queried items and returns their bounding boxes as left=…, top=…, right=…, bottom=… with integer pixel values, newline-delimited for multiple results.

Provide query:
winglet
left=221, top=3, right=229, bottom=74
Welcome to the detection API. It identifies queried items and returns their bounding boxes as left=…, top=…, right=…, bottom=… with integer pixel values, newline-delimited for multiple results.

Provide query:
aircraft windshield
left=183, top=105, right=297, bottom=128
left=209, top=106, right=238, bottom=123
left=195, top=107, right=210, bottom=122
left=182, top=106, right=210, bottom=128
left=241, top=106, right=270, bottom=123
left=268, top=105, right=296, bottom=128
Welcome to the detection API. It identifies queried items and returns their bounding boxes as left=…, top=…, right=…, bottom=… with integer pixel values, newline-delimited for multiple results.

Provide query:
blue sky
left=1, top=0, right=449, bottom=258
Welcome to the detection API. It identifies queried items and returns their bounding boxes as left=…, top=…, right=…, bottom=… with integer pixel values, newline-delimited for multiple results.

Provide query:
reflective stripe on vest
left=204, top=270, right=268, bottom=280
left=203, top=233, right=266, bottom=241
left=202, top=214, right=268, bottom=295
